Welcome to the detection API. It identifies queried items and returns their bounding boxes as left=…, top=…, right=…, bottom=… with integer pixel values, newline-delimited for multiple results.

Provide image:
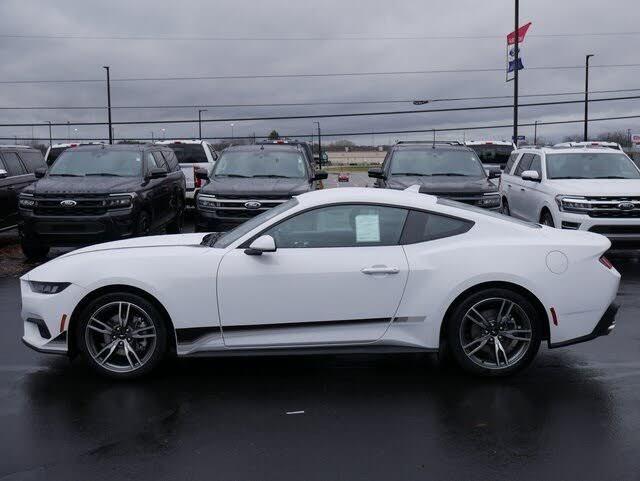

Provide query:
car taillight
left=599, top=256, right=613, bottom=269
left=194, top=166, right=202, bottom=188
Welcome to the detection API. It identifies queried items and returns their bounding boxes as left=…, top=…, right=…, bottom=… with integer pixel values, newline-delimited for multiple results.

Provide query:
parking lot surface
left=2, top=251, right=640, bottom=480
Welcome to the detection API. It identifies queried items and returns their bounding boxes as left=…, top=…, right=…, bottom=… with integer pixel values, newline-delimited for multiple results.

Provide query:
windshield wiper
left=550, top=176, right=589, bottom=179
left=392, top=172, right=428, bottom=176
left=216, top=174, right=250, bottom=178
left=431, top=173, right=470, bottom=177
left=86, top=173, right=123, bottom=177
left=594, top=176, right=630, bottom=179
left=251, top=174, right=293, bottom=178
left=49, top=173, right=83, bottom=177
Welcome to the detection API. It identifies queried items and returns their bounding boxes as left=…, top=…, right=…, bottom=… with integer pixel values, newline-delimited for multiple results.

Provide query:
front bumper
left=19, top=207, right=138, bottom=247
left=195, top=208, right=253, bottom=231
left=558, top=211, right=640, bottom=247
left=549, top=302, right=619, bottom=348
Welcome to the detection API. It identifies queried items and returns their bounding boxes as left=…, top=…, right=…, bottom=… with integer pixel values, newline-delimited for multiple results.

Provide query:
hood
left=547, top=179, right=640, bottom=197
left=387, top=175, right=498, bottom=195
left=25, top=176, right=142, bottom=195
left=57, top=233, right=208, bottom=258
left=202, top=177, right=310, bottom=197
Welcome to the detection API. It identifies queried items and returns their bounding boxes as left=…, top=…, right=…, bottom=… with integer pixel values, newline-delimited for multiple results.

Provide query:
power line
left=1, top=64, right=639, bottom=85
left=1, top=88, right=638, bottom=111
left=0, top=95, right=638, bottom=128
left=4, top=113, right=640, bottom=142
left=2, top=32, right=640, bottom=41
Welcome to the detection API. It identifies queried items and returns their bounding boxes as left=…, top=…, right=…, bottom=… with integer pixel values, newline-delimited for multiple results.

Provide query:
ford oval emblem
left=60, top=200, right=77, bottom=207
left=245, top=201, right=261, bottom=210
left=618, top=202, right=635, bottom=211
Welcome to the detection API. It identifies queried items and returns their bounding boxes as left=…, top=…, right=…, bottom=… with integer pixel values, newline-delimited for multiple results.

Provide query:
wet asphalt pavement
left=1, top=254, right=640, bottom=480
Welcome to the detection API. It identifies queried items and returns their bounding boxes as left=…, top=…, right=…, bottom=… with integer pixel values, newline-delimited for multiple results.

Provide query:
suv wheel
left=501, top=199, right=511, bottom=216
left=166, top=198, right=184, bottom=234
left=541, top=211, right=555, bottom=227
left=21, top=237, right=50, bottom=260
left=136, top=211, right=151, bottom=236
left=77, top=292, right=168, bottom=379
left=446, top=288, right=542, bottom=376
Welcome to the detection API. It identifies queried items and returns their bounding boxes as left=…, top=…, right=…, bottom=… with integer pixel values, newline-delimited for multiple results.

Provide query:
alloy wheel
left=84, top=301, right=157, bottom=373
left=459, top=297, right=532, bottom=370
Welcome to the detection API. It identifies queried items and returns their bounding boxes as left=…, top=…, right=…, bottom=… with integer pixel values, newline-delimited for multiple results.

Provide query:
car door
left=217, top=203, right=410, bottom=347
left=507, top=153, right=533, bottom=219
left=147, top=151, right=172, bottom=226
left=518, top=154, right=544, bottom=221
left=0, top=151, right=30, bottom=229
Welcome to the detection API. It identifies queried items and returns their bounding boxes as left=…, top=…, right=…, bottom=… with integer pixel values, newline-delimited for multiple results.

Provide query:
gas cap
left=546, top=251, right=568, bottom=275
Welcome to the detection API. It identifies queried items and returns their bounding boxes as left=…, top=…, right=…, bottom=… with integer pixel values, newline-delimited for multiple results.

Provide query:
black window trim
left=238, top=201, right=475, bottom=249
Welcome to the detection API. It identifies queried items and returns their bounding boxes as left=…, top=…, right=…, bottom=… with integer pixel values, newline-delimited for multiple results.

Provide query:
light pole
left=73, top=128, right=78, bottom=140
left=314, top=121, right=322, bottom=168
left=161, top=128, right=166, bottom=140
left=513, top=0, right=520, bottom=145
left=67, top=121, right=70, bottom=143
left=534, top=120, right=538, bottom=145
left=198, top=109, right=208, bottom=140
left=45, top=121, right=52, bottom=146
left=151, top=131, right=155, bottom=143
left=230, top=123, right=234, bottom=140
left=103, top=66, right=113, bottom=145
left=584, top=54, right=594, bottom=141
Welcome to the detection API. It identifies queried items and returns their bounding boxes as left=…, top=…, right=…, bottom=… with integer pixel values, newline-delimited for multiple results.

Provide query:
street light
left=73, top=128, right=78, bottom=140
left=103, top=66, right=113, bottom=145
left=161, top=128, right=166, bottom=140
left=314, top=121, right=322, bottom=169
left=584, top=54, right=595, bottom=141
left=198, top=109, right=208, bottom=140
left=534, top=120, right=538, bottom=145
left=45, top=121, right=52, bottom=146
left=230, top=123, right=235, bottom=140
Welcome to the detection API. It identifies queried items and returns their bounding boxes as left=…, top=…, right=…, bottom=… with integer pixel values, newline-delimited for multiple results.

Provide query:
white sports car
left=21, top=187, right=620, bottom=378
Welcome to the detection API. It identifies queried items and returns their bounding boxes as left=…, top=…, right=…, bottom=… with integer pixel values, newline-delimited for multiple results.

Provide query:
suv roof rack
left=395, top=140, right=464, bottom=146
left=0, top=144, right=37, bottom=149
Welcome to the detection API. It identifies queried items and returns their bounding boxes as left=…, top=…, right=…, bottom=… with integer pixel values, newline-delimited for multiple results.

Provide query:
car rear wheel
left=541, top=211, right=555, bottom=227
left=20, top=237, right=50, bottom=260
left=77, top=292, right=168, bottom=379
left=166, top=198, right=184, bottom=234
left=447, top=288, right=541, bottom=376
left=500, top=199, right=510, bottom=216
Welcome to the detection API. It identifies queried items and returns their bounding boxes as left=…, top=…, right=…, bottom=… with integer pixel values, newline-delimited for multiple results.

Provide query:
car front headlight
left=197, top=194, right=217, bottom=210
left=478, top=193, right=501, bottom=208
left=19, top=197, right=36, bottom=208
left=555, top=195, right=591, bottom=213
left=29, top=281, right=70, bottom=294
left=105, top=194, right=134, bottom=209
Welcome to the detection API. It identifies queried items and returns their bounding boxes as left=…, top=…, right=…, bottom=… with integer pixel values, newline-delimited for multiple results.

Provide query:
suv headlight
left=555, top=195, right=591, bottom=213
left=19, top=196, right=36, bottom=208
left=478, top=193, right=501, bottom=208
left=197, top=194, right=217, bottom=210
left=29, top=281, right=70, bottom=294
left=105, top=194, right=134, bottom=209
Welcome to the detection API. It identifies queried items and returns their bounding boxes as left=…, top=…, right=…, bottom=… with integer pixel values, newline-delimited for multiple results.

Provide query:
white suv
left=499, top=146, right=640, bottom=247
left=157, top=140, right=218, bottom=206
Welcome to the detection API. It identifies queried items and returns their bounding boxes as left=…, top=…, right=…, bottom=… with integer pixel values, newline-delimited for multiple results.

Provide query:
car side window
left=152, top=151, right=169, bottom=170
left=146, top=151, right=159, bottom=170
left=18, top=151, right=46, bottom=173
left=160, top=149, right=179, bottom=171
left=264, top=204, right=409, bottom=248
left=514, top=154, right=533, bottom=176
left=529, top=155, right=542, bottom=177
left=0, top=152, right=27, bottom=176
left=400, top=210, right=474, bottom=244
left=207, top=144, right=218, bottom=161
left=505, top=152, right=519, bottom=174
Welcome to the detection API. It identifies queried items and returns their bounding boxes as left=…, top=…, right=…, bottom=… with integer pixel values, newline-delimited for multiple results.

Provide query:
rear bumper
left=548, top=302, right=619, bottom=348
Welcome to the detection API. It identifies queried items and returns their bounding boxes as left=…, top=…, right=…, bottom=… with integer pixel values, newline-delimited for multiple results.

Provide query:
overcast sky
left=0, top=0, right=638, bottom=145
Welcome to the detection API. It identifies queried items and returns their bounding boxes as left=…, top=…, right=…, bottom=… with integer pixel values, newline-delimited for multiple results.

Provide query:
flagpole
left=513, top=0, right=519, bottom=145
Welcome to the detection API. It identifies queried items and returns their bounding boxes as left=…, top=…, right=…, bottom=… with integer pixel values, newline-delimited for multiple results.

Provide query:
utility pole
left=314, top=121, right=322, bottom=168
left=151, top=131, right=155, bottom=143
left=198, top=109, right=207, bottom=140
left=534, top=120, right=538, bottom=145
left=45, top=121, right=52, bottom=146
left=103, top=66, right=113, bottom=144
left=513, top=0, right=520, bottom=145
left=67, top=121, right=70, bottom=143
left=584, top=54, right=594, bottom=141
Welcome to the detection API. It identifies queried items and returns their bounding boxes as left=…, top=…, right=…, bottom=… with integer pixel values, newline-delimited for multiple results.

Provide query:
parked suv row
left=18, top=143, right=186, bottom=259
left=499, top=145, right=640, bottom=248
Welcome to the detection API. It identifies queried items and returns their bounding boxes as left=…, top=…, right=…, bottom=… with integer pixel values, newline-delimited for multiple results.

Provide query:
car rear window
left=19, top=150, right=46, bottom=173
left=167, top=143, right=208, bottom=163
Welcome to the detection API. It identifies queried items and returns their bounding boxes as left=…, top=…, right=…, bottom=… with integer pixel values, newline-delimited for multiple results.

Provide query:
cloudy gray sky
left=0, top=0, right=639, bottom=145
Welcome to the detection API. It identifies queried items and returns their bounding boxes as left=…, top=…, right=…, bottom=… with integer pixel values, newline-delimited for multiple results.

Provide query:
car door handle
left=520, top=188, right=525, bottom=192
left=361, top=266, right=400, bottom=275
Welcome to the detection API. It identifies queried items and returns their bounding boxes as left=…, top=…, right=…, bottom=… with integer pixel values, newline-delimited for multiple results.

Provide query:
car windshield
left=390, top=149, right=486, bottom=177
left=48, top=149, right=143, bottom=177
left=466, top=144, right=514, bottom=165
left=213, top=150, right=308, bottom=178
left=213, top=198, right=299, bottom=248
left=546, top=153, right=640, bottom=179
left=46, top=147, right=68, bottom=165
left=167, top=143, right=208, bottom=163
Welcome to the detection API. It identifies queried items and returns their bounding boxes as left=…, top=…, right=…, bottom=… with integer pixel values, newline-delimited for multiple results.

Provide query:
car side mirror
left=147, top=167, right=168, bottom=180
left=34, top=168, right=46, bottom=178
left=314, top=171, right=328, bottom=181
left=368, top=167, right=385, bottom=179
left=245, top=235, right=277, bottom=256
left=521, top=170, right=540, bottom=182
left=195, top=169, right=209, bottom=181
left=488, top=168, right=502, bottom=179
left=0, top=169, right=7, bottom=179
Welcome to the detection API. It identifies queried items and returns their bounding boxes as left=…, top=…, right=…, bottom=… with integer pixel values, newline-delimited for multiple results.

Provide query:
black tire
left=21, top=237, right=50, bottom=260
left=135, top=211, right=151, bottom=237
left=166, top=198, right=184, bottom=234
left=446, top=288, right=542, bottom=377
left=76, top=292, right=168, bottom=379
left=540, top=210, right=555, bottom=227
left=501, top=198, right=511, bottom=216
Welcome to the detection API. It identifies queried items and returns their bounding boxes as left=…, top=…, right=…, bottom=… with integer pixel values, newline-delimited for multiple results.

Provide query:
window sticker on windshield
left=135, top=156, right=141, bottom=162
left=356, top=214, right=380, bottom=243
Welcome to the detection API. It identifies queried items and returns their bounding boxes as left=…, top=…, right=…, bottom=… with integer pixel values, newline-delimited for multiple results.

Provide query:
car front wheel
left=447, top=288, right=542, bottom=376
left=77, top=292, right=168, bottom=379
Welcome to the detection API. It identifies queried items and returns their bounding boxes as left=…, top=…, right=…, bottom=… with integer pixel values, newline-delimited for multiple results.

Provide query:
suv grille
left=584, top=197, right=640, bottom=218
left=208, top=195, right=290, bottom=218
left=33, top=195, right=110, bottom=216
left=434, top=192, right=490, bottom=207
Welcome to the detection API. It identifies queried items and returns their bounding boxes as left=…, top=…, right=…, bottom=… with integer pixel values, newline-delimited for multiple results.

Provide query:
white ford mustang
left=21, top=187, right=620, bottom=378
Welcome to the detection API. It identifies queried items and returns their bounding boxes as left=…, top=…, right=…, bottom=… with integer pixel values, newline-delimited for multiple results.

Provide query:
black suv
left=0, top=146, right=47, bottom=231
left=368, top=141, right=502, bottom=209
left=18, top=144, right=186, bottom=259
left=195, top=143, right=327, bottom=231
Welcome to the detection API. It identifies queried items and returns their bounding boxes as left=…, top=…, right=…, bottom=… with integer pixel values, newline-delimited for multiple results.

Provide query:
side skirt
left=180, top=344, right=437, bottom=358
